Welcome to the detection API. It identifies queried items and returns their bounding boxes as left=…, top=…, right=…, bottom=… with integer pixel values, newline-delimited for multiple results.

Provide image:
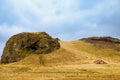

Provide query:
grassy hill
left=0, top=39, right=120, bottom=80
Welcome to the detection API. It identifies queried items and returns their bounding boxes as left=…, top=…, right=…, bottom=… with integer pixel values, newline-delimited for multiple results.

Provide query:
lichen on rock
left=1, top=32, right=60, bottom=64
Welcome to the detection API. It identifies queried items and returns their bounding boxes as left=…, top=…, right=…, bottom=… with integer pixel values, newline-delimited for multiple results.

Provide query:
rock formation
left=81, top=37, right=120, bottom=44
left=1, top=32, right=60, bottom=64
left=81, top=37, right=120, bottom=51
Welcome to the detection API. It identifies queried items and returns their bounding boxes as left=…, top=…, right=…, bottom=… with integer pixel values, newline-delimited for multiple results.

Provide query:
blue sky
left=0, top=0, right=120, bottom=56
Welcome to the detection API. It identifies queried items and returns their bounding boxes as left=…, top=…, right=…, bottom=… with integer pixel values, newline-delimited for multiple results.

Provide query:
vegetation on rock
left=1, top=32, right=60, bottom=64
left=81, top=36, right=120, bottom=44
left=81, top=36, right=120, bottom=51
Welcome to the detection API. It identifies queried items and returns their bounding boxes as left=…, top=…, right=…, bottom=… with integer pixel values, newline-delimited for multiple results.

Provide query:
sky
left=0, top=0, right=120, bottom=56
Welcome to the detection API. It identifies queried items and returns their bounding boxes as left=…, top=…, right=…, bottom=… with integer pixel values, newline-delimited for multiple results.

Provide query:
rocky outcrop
left=81, top=37, right=120, bottom=51
left=81, top=37, right=120, bottom=44
left=1, top=32, right=60, bottom=64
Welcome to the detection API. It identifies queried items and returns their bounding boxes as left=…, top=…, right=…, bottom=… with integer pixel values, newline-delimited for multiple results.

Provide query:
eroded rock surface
left=1, top=32, right=60, bottom=64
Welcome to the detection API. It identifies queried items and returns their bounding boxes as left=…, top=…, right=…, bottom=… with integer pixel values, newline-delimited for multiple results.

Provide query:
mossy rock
left=81, top=37, right=120, bottom=44
left=1, top=32, right=60, bottom=64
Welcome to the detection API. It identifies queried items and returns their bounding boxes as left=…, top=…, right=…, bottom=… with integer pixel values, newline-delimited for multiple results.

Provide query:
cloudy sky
left=0, top=0, right=120, bottom=56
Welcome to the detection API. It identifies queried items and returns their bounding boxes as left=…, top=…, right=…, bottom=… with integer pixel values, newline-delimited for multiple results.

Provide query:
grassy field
left=0, top=40, right=120, bottom=80
left=0, top=63, right=120, bottom=80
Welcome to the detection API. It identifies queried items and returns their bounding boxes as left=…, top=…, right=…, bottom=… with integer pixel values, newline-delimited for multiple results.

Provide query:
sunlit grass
left=72, top=40, right=120, bottom=62
left=0, top=63, right=120, bottom=80
left=0, top=41, right=120, bottom=80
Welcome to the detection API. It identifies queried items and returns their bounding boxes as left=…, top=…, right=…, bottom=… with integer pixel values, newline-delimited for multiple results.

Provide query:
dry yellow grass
left=0, top=63, right=120, bottom=80
left=0, top=40, right=120, bottom=80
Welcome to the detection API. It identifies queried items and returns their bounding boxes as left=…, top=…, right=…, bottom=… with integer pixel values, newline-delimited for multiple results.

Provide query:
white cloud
left=0, top=25, right=24, bottom=37
left=2, top=0, right=118, bottom=29
left=3, top=0, right=87, bottom=26
left=0, top=0, right=119, bottom=39
left=0, top=42, right=4, bottom=57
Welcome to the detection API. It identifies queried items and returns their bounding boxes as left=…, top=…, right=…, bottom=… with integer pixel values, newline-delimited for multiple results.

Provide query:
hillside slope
left=13, top=39, right=120, bottom=66
left=15, top=41, right=95, bottom=65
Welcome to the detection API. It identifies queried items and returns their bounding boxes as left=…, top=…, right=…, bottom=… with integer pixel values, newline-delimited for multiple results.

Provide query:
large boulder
left=1, top=32, right=60, bottom=64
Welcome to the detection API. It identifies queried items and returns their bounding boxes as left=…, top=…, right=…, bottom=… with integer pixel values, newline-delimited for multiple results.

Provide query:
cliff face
left=1, top=32, right=60, bottom=64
